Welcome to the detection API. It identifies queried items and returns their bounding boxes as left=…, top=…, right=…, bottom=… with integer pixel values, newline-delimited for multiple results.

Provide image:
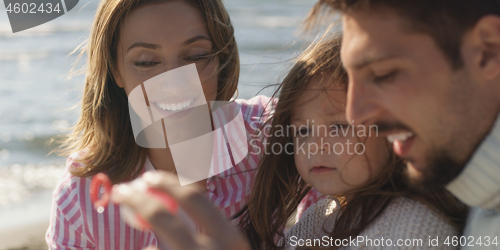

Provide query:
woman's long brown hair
left=236, top=35, right=468, bottom=250
left=56, top=0, right=239, bottom=184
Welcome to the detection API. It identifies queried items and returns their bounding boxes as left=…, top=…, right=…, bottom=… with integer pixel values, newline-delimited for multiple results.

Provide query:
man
left=311, top=0, right=500, bottom=248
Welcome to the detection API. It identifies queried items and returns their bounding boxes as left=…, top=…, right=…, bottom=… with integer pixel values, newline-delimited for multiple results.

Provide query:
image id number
left=6, top=2, right=62, bottom=14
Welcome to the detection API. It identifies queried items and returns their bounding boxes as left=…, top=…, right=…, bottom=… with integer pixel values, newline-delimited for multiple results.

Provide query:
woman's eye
left=185, top=54, right=209, bottom=62
left=134, top=61, right=160, bottom=68
left=373, top=70, right=398, bottom=84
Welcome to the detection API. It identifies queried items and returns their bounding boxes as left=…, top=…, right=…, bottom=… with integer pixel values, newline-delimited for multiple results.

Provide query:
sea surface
left=0, top=0, right=317, bottom=231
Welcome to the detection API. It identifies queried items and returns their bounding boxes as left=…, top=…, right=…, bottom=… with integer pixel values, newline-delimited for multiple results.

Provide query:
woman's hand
left=111, top=171, right=251, bottom=250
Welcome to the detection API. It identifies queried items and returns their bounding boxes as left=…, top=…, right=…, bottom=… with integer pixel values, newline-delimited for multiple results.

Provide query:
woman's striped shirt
left=46, top=96, right=281, bottom=249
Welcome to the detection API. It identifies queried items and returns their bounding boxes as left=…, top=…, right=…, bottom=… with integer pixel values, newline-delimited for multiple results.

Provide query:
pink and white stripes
left=47, top=164, right=159, bottom=249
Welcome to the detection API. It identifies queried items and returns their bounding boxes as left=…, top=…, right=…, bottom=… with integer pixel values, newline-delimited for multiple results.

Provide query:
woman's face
left=115, top=0, right=219, bottom=106
left=291, top=76, right=390, bottom=196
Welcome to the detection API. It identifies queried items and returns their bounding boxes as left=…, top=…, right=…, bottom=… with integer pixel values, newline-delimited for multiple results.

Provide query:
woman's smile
left=154, top=97, right=197, bottom=112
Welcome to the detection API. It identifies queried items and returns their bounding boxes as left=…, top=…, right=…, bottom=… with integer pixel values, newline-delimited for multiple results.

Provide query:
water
left=0, top=0, right=317, bottom=228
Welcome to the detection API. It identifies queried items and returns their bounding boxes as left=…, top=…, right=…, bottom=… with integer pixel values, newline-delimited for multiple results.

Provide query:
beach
left=0, top=222, right=48, bottom=250
left=0, top=189, right=54, bottom=250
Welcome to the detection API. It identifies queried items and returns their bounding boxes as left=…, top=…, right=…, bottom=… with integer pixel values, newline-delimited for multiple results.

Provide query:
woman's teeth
left=155, top=98, right=195, bottom=112
left=387, top=132, right=414, bottom=143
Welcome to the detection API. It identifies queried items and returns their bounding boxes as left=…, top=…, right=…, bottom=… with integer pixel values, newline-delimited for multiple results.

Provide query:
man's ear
left=464, top=15, right=500, bottom=81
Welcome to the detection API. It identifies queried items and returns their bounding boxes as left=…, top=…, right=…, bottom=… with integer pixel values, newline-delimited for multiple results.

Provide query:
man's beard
left=405, top=150, right=465, bottom=192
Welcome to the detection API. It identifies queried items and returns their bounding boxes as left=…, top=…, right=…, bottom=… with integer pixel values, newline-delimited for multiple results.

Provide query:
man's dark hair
left=309, top=0, right=500, bottom=69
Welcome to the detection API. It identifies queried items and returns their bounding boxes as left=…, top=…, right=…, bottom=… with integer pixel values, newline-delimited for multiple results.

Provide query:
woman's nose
left=159, top=62, right=194, bottom=94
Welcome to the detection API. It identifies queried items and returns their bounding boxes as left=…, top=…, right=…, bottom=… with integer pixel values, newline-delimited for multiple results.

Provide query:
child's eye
left=373, top=70, right=398, bottom=84
left=296, top=128, right=310, bottom=136
left=185, top=54, right=209, bottom=62
left=134, top=61, right=160, bottom=68
left=331, top=123, right=349, bottom=128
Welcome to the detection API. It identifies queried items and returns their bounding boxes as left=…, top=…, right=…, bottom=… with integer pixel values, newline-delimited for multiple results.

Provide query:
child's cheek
left=293, top=148, right=309, bottom=175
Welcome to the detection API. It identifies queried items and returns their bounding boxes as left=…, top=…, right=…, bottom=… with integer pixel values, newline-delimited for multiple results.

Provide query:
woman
left=46, top=0, right=275, bottom=248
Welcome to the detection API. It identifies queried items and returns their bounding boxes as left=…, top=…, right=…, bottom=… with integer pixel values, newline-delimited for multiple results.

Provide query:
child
left=238, top=35, right=469, bottom=249
left=45, top=0, right=276, bottom=249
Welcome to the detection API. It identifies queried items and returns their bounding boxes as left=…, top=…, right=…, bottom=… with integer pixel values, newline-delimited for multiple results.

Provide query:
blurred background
left=0, top=0, right=317, bottom=248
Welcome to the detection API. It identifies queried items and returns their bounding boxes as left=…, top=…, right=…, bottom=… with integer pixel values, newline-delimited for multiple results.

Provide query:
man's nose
left=346, top=77, right=382, bottom=127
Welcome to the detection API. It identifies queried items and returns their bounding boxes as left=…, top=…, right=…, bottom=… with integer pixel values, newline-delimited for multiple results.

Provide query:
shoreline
left=0, top=191, right=53, bottom=250
left=0, top=221, right=48, bottom=250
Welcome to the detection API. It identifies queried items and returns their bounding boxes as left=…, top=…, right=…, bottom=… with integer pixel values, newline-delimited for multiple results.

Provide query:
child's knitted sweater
left=285, top=197, right=460, bottom=249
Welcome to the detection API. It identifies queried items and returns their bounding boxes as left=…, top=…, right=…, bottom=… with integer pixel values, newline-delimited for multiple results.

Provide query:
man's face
left=341, top=9, right=500, bottom=189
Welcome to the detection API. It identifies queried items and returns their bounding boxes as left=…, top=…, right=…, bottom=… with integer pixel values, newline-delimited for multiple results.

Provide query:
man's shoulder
left=462, top=206, right=500, bottom=248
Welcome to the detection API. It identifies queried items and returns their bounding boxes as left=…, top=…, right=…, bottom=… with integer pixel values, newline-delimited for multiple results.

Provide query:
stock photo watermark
left=128, top=64, right=249, bottom=186
left=249, top=120, right=380, bottom=158
left=3, top=0, right=79, bottom=33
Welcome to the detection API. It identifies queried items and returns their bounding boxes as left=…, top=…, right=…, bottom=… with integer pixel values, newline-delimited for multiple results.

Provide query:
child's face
left=291, top=76, right=390, bottom=197
left=115, top=0, right=219, bottom=106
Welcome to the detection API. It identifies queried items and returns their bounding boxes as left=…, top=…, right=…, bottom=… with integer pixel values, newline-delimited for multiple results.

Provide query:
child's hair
left=58, top=0, right=239, bottom=184
left=236, top=34, right=468, bottom=250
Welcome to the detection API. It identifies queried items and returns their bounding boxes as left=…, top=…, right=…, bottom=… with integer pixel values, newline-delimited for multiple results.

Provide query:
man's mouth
left=154, top=97, right=196, bottom=112
left=386, top=132, right=415, bottom=158
left=386, top=132, right=414, bottom=143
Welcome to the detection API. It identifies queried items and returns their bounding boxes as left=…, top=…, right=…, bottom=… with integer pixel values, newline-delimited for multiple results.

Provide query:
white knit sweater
left=446, top=114, right=500, bottom=250
left=285, top=197, right=460, bottom=249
